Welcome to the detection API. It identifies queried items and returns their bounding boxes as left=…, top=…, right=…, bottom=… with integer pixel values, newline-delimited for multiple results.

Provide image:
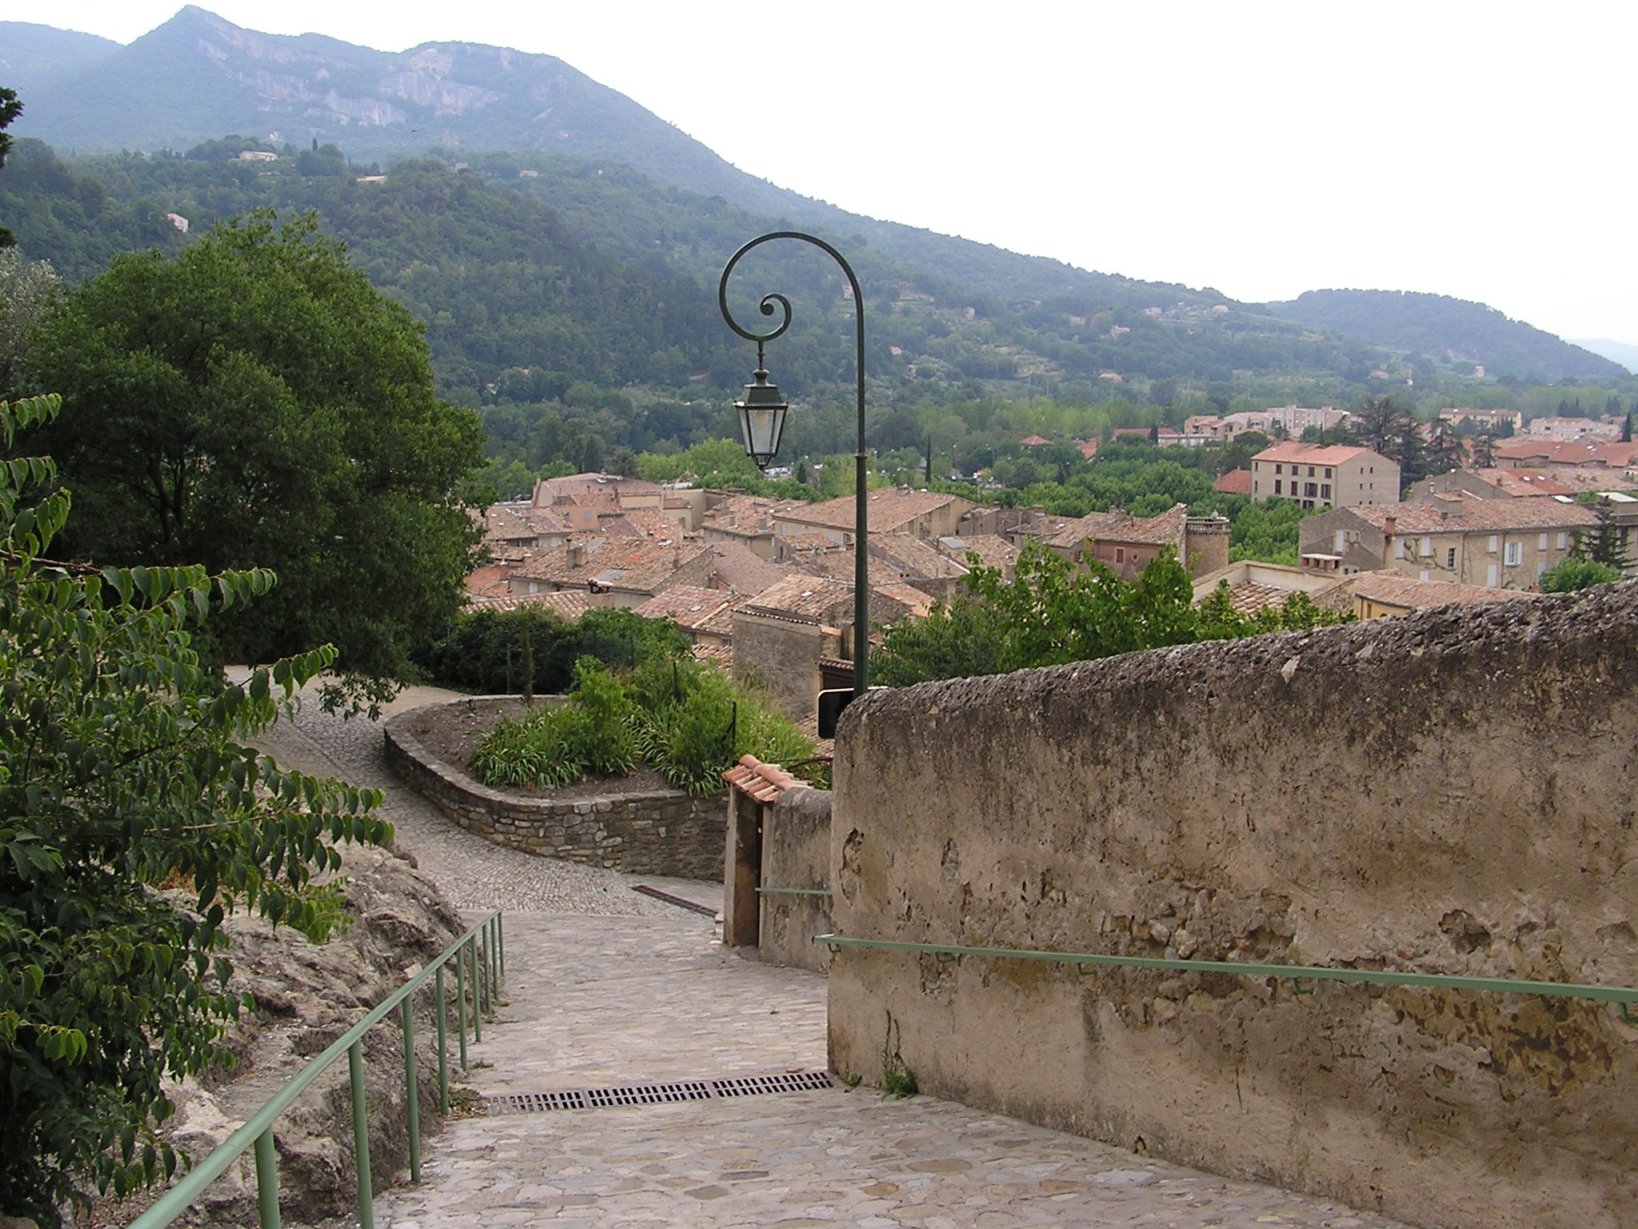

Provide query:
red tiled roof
left=1213, top=469, right=1254, bottom=496
left=1349, top=573, right=1539, bottom=609
left=775, top=489, right=971, bottom=534
left=723, top=754, right=807, bottom=804
left=1347, top=498, right=1598, bottom=534
left=1041, top=502, right=1188, bottom=549
left=1253, top=442, right=1382, bottom=466
left=631, top=586, right=734, bottom=630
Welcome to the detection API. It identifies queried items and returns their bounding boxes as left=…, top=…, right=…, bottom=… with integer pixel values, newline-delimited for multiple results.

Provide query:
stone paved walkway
left=257, top=685, right=1411, bottom=1229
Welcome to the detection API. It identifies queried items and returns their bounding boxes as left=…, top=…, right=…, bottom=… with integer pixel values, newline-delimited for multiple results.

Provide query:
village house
left=1437, top=407, right=1523, bottom=434
left=1408, top=469, right=1577, bottom=501
left=506, top=536, right=714, bottom=607
left=1250, top=442, right=1400, bottom=511
left=770, top=488, right=978, bottom=547
left=1298, top=496, right=1598, bottom=589
left=1032, top=504, right=1230, bottom=580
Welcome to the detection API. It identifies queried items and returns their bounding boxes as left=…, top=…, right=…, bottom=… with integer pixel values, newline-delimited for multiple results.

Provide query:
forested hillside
left=1267, top=289, right=1625, bottom=382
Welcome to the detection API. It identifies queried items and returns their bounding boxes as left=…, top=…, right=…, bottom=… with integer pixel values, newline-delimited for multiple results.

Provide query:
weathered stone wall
left=384, top=706, right=724, bottom=880
left=732, top=612, right=824, bottom=721
left=759, top=787, right=833, bottom=973
left=828, top=581, right=1638, bottom=1229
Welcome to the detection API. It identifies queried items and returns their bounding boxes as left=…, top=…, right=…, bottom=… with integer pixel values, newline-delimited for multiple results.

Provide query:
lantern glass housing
left=735, top=367, right=789, bottom=469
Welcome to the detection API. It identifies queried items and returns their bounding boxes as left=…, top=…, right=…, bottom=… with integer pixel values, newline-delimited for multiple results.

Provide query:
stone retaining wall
left=759, top=788, right=833, bottom=973
left=383, top=699, right=725, bottom=880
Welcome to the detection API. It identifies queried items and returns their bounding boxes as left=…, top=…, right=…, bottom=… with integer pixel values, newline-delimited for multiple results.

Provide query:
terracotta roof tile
left=722, top=754, right=808, bottom=804
left=774, top=488, right=972, bottom=534
left=1253, top=442, right=1385, bottom=466
left=1349, top=499, right=1598, bottom=533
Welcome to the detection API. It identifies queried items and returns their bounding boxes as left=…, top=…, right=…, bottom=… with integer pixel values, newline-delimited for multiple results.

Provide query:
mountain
left=0, top=21, right=117, bottom=82
left=1266, top=289, right=1626, bottom=383
left=1569, top=339, right=1638, bottom=376
left=2, top=9, right=1626, bottom=396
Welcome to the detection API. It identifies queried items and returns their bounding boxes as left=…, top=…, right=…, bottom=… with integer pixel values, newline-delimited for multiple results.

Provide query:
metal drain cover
left=484, top=1070, right=834, bottom=1115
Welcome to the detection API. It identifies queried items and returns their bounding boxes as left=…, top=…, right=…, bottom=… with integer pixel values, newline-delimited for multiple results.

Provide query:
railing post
left=348, top=1040, right=375, bottom=1229
left=469, top=937, right=482, bottom=1043
left=400, top=997, right=421, bottom=1182
left=435, top=964, right=450, bottom=1113
left=477, top=935, right=490, bottom=1022
left=497, top=912, right=505, bottom=982
left=489, top=916, right=500, bottom=999
left=252, top=1128, right=280, bottom=1229
left=455, top=940, right=469, bottom=1069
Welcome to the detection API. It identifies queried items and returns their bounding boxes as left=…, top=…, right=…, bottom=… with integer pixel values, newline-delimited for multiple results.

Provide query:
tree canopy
left=874, top=541, right=1349, bottom=687
left=0, top=394, right=393, bottom=1226
left=23, top=211, right=483, bottom=707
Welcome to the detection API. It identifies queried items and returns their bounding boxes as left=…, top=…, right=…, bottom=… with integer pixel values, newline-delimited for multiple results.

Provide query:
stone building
left=1250, top=442, right=1400, bottom=510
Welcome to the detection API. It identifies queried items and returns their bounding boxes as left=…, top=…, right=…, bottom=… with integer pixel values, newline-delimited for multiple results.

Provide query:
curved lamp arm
left=718, top=231, right=869, bottom=697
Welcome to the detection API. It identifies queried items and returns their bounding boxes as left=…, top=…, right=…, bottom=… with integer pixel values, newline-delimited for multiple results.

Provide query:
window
left=1557, top=532, right=1568, bottom=549
left=1325, top=467, right=1334, bottom=478
left=1308, top=466, right=1316, bottom=477
left=1488, top=535, right=1499, bottom=553
left=1275, top=464, right=1283, bottom=475
left=1321, top=484, right=1331, bottom=499
left=1114, top=547, right=1125, bottom=563
left=1504, top=541, right=1521, bottom=566
left=1538, top=533, right=1549, bottom=550
left=1419, top=536, right=1433, bottom=557
left=1446, top=548, right=1456, bottom=568
left=1274, top=479, right=1283, bottom=494
left=1395, top=538, right=1406, bottom=559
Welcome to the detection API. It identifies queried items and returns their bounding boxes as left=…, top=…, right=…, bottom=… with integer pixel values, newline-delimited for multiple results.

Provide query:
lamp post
left=719, top=231, right=869, bottom=700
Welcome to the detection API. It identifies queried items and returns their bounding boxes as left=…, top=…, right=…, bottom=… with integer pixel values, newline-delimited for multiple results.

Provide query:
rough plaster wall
left=828, top=582, right=1638, bottom=1229
left=733, top=614, right=822, bottom=721
left=759, top=788, right=834, bottom=973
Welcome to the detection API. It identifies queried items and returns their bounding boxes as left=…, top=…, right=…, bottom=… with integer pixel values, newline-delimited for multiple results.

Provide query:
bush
left=471, top=655, right=815, bottom=796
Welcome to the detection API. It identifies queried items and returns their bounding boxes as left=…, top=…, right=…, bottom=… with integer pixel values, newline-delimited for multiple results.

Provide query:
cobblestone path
left=257, top=687, right=1410, bottom=1229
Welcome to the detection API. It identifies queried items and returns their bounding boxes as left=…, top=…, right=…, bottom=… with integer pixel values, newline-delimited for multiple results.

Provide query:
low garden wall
left=383, top=698, right=725, bottom=880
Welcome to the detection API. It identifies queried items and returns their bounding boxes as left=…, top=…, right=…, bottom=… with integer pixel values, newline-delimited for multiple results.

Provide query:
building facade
left=1250, top=443, right=1400, bottom=510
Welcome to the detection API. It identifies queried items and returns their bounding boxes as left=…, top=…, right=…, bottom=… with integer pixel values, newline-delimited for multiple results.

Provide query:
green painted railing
left=815, top=934, right=1638, bottom=1021
left=757, top=886, right=832, bottom=897
left=130, top=911, right=505, bottom=1229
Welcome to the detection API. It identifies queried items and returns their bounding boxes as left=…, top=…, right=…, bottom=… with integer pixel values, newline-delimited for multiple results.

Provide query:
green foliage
left=0, top=86, right=21, bottom=246
left=0, top=395, right=391, bottom=1226
left=876, top=541, right=1348, bottom=687
left=414, top=606, right=693, bottom=698
left=880, top=1011, right=917, bottom=1098
left=1540, top=558, right=1622, bottom=593
left=0, top=246, right=60, bottom=395
left=23, top=211, right=484, bottom=707
left=472, top=652, right=816, bottom=797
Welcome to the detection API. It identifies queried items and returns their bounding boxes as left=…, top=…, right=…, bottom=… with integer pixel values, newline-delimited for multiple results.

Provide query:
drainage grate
left=484, top=1070, right=833, bottom=1116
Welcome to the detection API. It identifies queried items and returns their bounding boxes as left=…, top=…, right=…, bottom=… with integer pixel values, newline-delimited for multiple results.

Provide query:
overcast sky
left=13, top=2, right=1638, bottom=347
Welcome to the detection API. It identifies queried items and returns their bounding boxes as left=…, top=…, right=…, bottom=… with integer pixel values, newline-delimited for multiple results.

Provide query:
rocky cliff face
left=153, top=843, right=467, bottom=1227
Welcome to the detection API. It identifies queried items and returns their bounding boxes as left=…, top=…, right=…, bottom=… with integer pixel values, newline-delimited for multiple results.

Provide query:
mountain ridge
left=1, top=9, right=1628, bottom=389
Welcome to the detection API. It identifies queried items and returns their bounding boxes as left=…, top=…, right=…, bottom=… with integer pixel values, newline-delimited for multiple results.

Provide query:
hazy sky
left=12, top=2, right=1638, bottom=345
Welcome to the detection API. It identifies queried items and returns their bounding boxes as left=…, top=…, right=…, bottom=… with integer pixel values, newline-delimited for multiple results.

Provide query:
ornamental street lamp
left=719, top=231, right=869, bottom=703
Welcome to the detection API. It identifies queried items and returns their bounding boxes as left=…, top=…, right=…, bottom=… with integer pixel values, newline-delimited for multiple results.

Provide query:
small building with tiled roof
left=937, top=533, right=1020, bottom=578
left=632, top=586, right=736, bottom=646
left=1409, top=468, right=1578, bottom=502
left=1032, top=503, right=1227, bottom=579
left=1299, top=494, right=1598, bottom=590
left=463, top=590, right=593, bottom=621
left=508, top=537, right=714, bottom=607
left=1190, top=560, right=1353, bottom=617
left=1345, top=572, right=1539, bottom=620
left=770, top=488, right=978, bottom=546
left=1250, top=443, right=1400, bottom=511
left=1213, top=468, right=1254, bottom=497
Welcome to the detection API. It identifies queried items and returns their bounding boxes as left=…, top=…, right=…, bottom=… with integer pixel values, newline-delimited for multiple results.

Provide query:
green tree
left=0, top=247, right=59, bottom=395
left=0, top=394, right=392, bottom=1226
left=1576, top=497, right=1631, bottom=574
left=876, top=543, right=1197, bottom=685
left=0, top=86, right=21, bottom=247
left=1539, top=557, right=1621, bottom=593
left=24, top=212, right=483, bottom=709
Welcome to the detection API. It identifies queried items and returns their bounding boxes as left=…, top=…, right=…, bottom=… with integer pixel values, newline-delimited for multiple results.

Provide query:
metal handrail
left=130, top=911, right=506, bottom=1229
left=814, top=933, right=1638, bottom=1021
left=757, top=886, right=832, bottom=897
